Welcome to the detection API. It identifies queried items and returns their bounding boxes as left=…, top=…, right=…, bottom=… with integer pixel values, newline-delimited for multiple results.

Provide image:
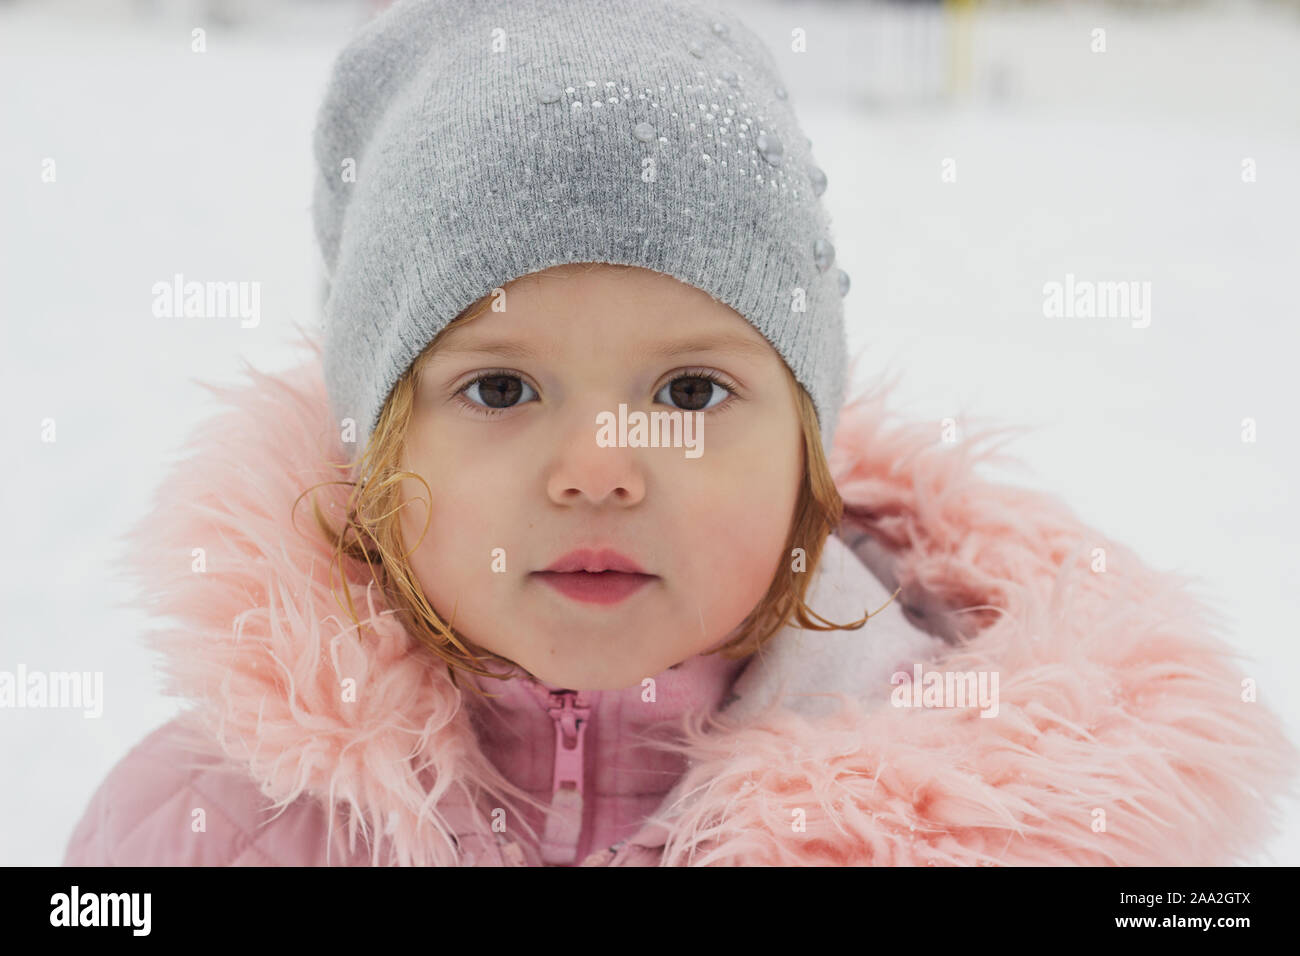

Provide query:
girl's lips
left=531, top=570, right=656, bottom=606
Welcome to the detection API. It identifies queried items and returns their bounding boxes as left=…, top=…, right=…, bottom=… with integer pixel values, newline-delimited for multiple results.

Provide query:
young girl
left=64, top=0, right=1296, bottom=867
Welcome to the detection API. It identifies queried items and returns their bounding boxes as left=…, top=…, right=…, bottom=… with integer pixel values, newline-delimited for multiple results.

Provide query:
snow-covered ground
left=3, top=0, right=1298, bottom=865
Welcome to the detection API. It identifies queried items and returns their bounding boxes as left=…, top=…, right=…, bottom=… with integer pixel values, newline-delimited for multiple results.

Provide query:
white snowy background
left=2, top=0, right=1297, bottom=866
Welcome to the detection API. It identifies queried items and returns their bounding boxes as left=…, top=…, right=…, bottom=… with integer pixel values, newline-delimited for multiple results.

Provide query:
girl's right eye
left=455, top=371, right=538, bottom=417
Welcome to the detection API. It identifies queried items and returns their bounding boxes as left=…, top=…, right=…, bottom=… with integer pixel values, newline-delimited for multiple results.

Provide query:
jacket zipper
left=531, top=686, right=593, bottom=865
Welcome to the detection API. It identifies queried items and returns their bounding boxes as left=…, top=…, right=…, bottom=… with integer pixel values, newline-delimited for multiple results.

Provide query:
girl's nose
left=545, top=412, right=647, bottom=507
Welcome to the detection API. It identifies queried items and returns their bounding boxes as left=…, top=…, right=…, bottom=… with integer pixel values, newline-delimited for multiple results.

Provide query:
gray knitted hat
left=313, top=0, right=850, bottom=461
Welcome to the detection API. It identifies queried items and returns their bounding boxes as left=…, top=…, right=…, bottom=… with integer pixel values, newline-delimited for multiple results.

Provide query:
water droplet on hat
left=756, top=131, right=783, bottom=165
left=837, top=269, right=850, bottom=296
left=813, top=238, right=835, bottom=271
left=537, top=82, right=562, bottom=104
left=775, top=85, right=788, bottom=100
left=633, top=121, right=656, bottom=143
left=808, top=164, right=827, bottom=196
left=712, top=21, right=729, bottom=38
left=688, top=40, right=705, bottom=58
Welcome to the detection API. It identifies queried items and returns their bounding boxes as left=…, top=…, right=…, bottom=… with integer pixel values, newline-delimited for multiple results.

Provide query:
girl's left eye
left=654, top=369, right=737, bottom=412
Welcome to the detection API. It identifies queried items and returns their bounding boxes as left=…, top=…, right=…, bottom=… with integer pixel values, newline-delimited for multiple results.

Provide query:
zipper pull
left=540, top=690, right=591, bottom=864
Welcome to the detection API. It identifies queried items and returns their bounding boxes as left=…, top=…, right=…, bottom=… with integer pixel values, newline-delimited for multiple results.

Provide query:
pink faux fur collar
left=122, top=334, right=1299, bottom=865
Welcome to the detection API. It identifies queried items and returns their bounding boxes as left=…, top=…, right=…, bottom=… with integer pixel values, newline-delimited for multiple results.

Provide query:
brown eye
left=463, top=373, right=536, bottom=410
left=656, top=373, right=732, bottom=412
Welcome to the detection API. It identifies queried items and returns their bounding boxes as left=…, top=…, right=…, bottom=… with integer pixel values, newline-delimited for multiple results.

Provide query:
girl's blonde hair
left=299, top=287, right=871, bottom=698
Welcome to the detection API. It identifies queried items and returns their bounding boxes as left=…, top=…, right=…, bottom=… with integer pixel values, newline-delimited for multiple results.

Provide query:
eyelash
left=452, top=367, right=740, bottom=418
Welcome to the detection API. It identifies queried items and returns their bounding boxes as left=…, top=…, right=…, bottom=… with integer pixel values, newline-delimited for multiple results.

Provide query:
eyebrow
left=430, top=331, right=773, bottom=362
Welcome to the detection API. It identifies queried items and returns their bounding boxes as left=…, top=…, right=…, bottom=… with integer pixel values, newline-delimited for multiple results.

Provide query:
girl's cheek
left=686, top=500, right=779, bottom=576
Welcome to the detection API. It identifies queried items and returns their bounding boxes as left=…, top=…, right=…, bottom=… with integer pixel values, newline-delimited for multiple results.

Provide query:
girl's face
left=398, top=263, right=804, bottom=690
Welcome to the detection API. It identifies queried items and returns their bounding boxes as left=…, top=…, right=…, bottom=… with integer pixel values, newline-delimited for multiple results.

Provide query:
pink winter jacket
left=62, top=341, right=1299, bottom=866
